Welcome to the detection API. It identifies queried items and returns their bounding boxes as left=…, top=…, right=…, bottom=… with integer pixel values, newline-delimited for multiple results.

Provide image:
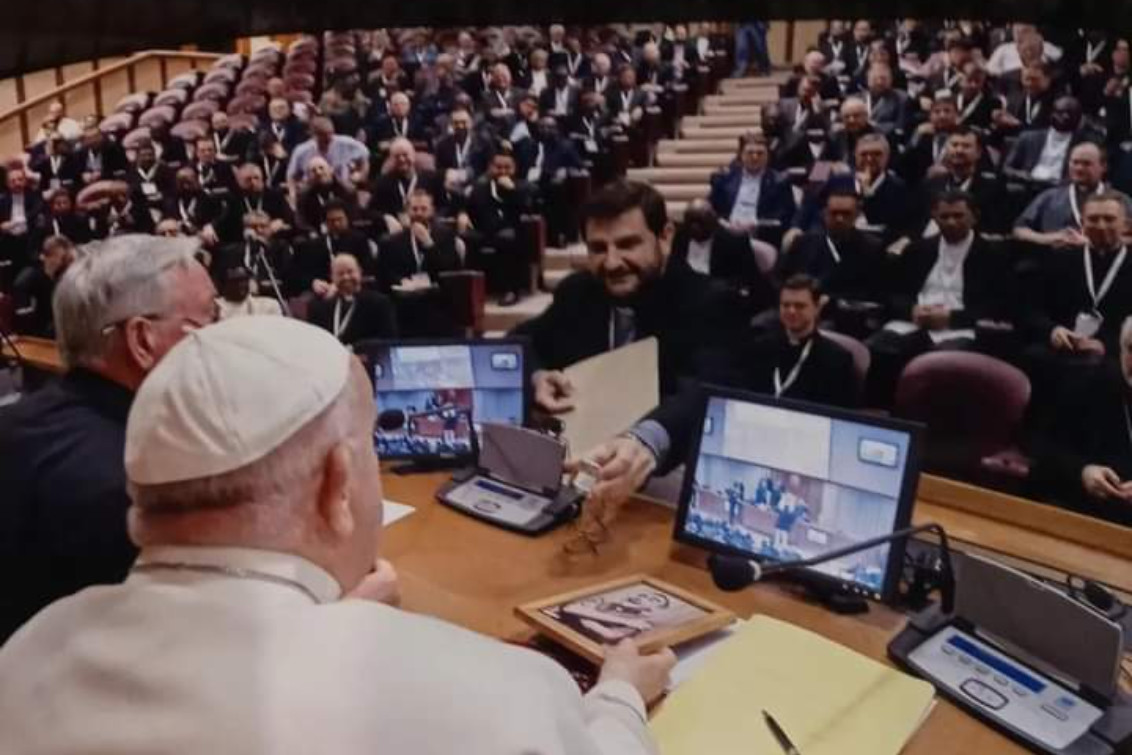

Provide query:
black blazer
left=291, top=231, right=375, bottom=294
left=538, top=85, right=580, bottom=119
left=708, top=166, right=798, bottom=229
left=260, top=116, right=309, bottom=155
left=29, top=152, right=83, bottom=192
left=308, top=290, right=399, bottom=346
left=433, top=134, right=490, bottom=179
left=125, top=163, right=178, bottom=211
left=1023, top=245, right=1132, bottom=352
left=1004, top=128, right=1102, bottom=181
left=510, top=268, right=747, bottom=397
left=605, top=87, right=651, bottom=118
left=778, top=229, right=887, bottom=304
left=367, top=114, right=430, bottom=147
left=887, top=235, right=1010, bottom=326
left=369, top=170, right=443, bottom=220
left=74, top=143, right=129, bottom=182
left=668, top=227, right=775, bottom=313
left=296, top=182, right=358, bottom=233
left=915, top=171, right=1009, bottom=235
left=645, top=327, right=858, bottom=474
left=161, top=192, right=227, bottom=234
left=0, top=192, right=44, bottom=227
left=465, top=177, right=533, bottom=237
left=375, top=225, right=462, bottom=292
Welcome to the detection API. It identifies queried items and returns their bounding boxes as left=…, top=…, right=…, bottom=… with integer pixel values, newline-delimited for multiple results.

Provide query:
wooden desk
left=1, top=336, right=64, bottom=374
left=379, top=470, right=1132, bottom=754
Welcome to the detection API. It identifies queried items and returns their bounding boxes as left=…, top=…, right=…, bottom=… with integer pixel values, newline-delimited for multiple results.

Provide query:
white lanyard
left=393, top=118, right=406, bottom=137
left=583, top=117, right=596, bottom=138
left=454, top=137, right=469, bottom=168
left=774, top=338, right=814, bottom=398
left=567, top=52, right=581, bottom=75
left=333, top=297, right=356, bottom=339
left=87, top=151, right=101, bottom=172
left=857, top=172, right=886, bottom=198
left=179, top=199, right=196, bottom=224
left=244, top=242, right=256, bottom=270
left=556, top=88, right=569, bottom=113
left=397, top=174, right=418, bottom=207
left=959, top=93, right=982, bottom=122
left=794, top=104, right=809, bottom=130
left=263, top=157, right=280, bottom=182
left=50, top=155, right=61, bottom=175
left=595, top=76, right=606, bottom=92
left=243, top=195, right=263, bottom=214
left=825, top=235, right=842, bottom=264
left=1069, top=183, right=1104, bottom=229
left=865, top=92, right=878, bottom=116
left=324, top=235, right=336, bottom=266
left=1087, top=40, right=1106, bottom=64
left=272, top=122, right=285, bottom=140
left=1083, top=245, right=1128, bottom=310
left=830, top=40, right=843, bottom=60
left=951, top=173, right=973, bottom=192
left=137, top=165, right=156, bottom=183
left=490, top=180, right=501, bottom=203
left=621, top=90, right=632, bottom=111
left=1025, top=96, right=1041, bottom=125
left=215, top=130, right=232, bottom=152
left=932, top=135, right=945, bottom=163
left=496, top=90, right=508, bottom=108
left=410, top=232, right=423, bottom=270
left=52, top=218, right=61, bottom=236
left=856, top=45, right=867, bottom=68
left=945, top=67, right=959, bottom=88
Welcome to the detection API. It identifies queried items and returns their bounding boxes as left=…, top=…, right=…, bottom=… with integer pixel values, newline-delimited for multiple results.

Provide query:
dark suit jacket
left=367, top=114, right=430, bottom=147
left=0, top=192, right=44, bottom=228
left=375, top=225, right=462, bottom=292
left=75, top=143, right=129, bottom=182
left=193, top=160, right=237, bottom=198
left=291, top=231, right=375, bottom=293
left=778, top=229, right=887, bottom=304
left=538, top=85, right=580, bottom=119
left=370, top=170, right=443, bottom=220
left=30, top=213, right=93, bottom=250
left=510, top=268, right=747, bottom=396
left=865, top=90, right=910, bottom=136
left=887, top=235, right=1010, bottom=326
left=605, top=87, right=651, bottom=118
left=668, top=227, right=775, bottom=312
left=708, top=167, right=798, bottom=229
left=308, top=290, right=399, bottom=346
left=210, top=128, right=255, bottom=164
left=1023, top=245, right=1132, bottom=352
left=956, top=90, right=1001, bottom=135
left=214, top=238, right=294, bottom=295
left=29, top=152, right=82, bottom=192
left=296, top=182, right=358, bottom=233
left=260, top=116, right=309, bottom=155
left=898, top=131, right=953, bottom=184
left=645, top=327, right=858, bottom=474
left=161, top=192, right=227, bottom=234
left=434, top=134, right=490, bottom=178
left=777, top=97, right=832, bottom=137
left=125, top=163, right=177, bottom=211
left=465, top=177, right=533, bottom=238
left=91, top=198, right=156, bottom=238
left=1004, top=128, right=1102, bottom=181
left=916, top=171, right=1009, bottom=235
left=1002, top=90, right=1055, bottom=134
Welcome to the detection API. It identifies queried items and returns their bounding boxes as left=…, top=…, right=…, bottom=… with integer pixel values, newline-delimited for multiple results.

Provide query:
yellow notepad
left=651, top=615, right=936, bottom=755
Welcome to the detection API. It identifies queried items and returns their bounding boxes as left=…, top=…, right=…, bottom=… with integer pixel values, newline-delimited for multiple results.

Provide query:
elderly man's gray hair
left=53, top=234, right=201, bottom=369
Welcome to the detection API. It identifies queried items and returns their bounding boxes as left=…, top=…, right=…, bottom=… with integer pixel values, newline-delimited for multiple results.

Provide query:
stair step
left=683, top=113, right=762, bottom=128
left=654, top=151, right=734, bottom=168
left=680, top=125, right=755, bottom=141
left=627, top=166, right=716, bottom=183
left=667, top=201, right=688, bottom=221
left=720, top=78, right=788, bottom=93
left=704, top=93, right=777, bottom=108
left=544, top=268, right=571, bottom=290
left=702, top=103, right=766, bottom=117
left=658, top=137, right=738, bottom=153
left=483, top=292, right=553, bottom=333
left=654, top=183, right=709, bottom=201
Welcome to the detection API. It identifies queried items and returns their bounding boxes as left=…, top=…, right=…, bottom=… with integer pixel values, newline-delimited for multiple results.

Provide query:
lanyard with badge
left=825, top=235, right=842, bottom=264
left=454, top=137, right=469, bottom=169
left=1069, top=183, right=1104, bottom=228
left=774, top=338, right=814, bottom=398
left=138, top=165, right=158, bottom=198
left=1076, top=245, right=1128, bottom=337
left=333, top=297, right=357, bottom=339
left=397, top=173, right=418, bottom=208
left=959, top=93, right=982, bottom=123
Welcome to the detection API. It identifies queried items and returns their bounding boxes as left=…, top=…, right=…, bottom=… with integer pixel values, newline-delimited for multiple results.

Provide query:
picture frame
left=515, top=574, right=735, bottom=665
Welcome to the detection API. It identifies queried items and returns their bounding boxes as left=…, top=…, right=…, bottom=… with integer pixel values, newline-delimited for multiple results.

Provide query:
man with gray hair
left=0, top=316, right=674, bottom=753
left=0, top=234, right=217, bottom=643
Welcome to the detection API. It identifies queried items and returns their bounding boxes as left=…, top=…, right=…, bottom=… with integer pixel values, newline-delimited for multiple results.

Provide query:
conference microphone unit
left=708, top=522, right=956, bottom=613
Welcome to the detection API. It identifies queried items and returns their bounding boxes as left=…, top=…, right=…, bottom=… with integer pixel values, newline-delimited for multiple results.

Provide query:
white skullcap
left=125, top=316, right=352, bottom=485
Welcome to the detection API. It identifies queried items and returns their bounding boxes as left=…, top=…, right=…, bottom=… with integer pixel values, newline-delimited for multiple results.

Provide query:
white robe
left=0, top=546, right=656, bottom=755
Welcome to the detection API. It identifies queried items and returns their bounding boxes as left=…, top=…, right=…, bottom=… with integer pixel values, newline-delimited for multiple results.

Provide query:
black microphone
left=708, top=522, right=956, bottom=614
left=377, top=409, right=406, bottom=431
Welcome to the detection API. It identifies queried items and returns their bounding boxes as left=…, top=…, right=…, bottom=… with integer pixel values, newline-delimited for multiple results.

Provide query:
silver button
left=993, top=675, right=1007, bottom=686
left=1042, top=704, right=1069, bottom=721
left=1012, top=686, right=1029, bottom=698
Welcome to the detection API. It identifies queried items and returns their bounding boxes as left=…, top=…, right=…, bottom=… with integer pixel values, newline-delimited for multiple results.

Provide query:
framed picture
left=515, top=574, right=735, bottom=664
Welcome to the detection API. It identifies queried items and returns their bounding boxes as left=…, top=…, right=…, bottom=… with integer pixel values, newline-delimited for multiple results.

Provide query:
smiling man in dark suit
left=307, top=253, right=398, bottom=346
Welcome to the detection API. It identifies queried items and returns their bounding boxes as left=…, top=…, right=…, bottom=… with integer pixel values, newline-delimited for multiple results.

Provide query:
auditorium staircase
left=485, top=71, right=790, bottom=333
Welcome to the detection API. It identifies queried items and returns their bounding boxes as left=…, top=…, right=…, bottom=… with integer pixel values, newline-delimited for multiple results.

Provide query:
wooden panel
left=133, top=58, right=164, bottom=94
left=98, top=68, right=130, bottom=117
left=0, top=78, right=17, bottom=112
left=791, top=21, right=826, bottom=61
left=0, top=124, right=22, bottom=157
left=64, top=83, right=97, bottom=121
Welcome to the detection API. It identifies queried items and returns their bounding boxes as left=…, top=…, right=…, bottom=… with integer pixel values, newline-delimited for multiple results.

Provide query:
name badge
left=49, top=178, right=61, bottom=190
left=142, top=181, right=158, bottom=196
left=1074, top=311, right=1103, bottom=338
left=527, top=167, right=541, bottom=183
left=453, top=168, right=468, bottom=184
left=584, top=138, right=599, bottom=154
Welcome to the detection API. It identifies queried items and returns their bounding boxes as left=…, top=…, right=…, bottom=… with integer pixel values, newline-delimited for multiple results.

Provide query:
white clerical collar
left=134, top=545, right=343, bottom=603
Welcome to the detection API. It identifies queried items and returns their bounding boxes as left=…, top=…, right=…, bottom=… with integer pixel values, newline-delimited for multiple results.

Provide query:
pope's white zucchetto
left=125, top=316, right=352, bottom=485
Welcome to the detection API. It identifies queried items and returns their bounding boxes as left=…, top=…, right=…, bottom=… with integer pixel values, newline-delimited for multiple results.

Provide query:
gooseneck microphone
left=708, top=522, right=956, bottom=613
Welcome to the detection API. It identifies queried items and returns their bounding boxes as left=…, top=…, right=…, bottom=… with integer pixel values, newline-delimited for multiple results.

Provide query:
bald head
left=331, top=253, right=362, bottom=297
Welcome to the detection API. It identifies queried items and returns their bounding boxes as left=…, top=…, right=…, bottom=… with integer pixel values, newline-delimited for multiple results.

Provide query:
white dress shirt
left=686, top=237, right=713, bottom=275
left=920, top=231, right=974, bottom=310
left=729, top=171, right=762, bottom=227
left=1031, top=129, right=1073, bottom=183
left=0, top=546, right=656, bottom=755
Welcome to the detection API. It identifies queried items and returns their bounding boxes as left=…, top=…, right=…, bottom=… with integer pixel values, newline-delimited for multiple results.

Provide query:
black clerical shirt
left=0, top=369, right=137, bottom=643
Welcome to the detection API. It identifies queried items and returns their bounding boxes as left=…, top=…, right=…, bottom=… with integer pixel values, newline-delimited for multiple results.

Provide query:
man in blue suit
left=709, top=134, right=797, bottom=249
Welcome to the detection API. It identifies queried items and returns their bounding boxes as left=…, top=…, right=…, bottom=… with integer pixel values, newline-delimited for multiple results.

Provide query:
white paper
left=668, top=620, right=745, bottom=689
left=383, top=500, right=416, bottom=527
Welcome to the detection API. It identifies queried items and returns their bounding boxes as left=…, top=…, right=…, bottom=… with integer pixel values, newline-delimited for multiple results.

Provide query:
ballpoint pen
left=762, top=709, right=802, bottom=755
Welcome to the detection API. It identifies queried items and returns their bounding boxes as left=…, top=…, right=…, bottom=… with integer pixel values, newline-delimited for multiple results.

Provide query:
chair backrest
left=122, top=126, right=152, bottom=150
left=819, top=329, right=870, bottom=401
left=893, top=351, right=1031, bottom=464
left=114, top=92, right=152, bottom=114
left=192, top=82, right=230, bottom=104
left=181, top=100, right=219, bottom=122
left=153, top=88, right=189, bottom=108
left=170, top=119, right=209, bottom=142
left=226, top=95, right=266, bottom=117
left=139, top=105, right=177, bottom=129
left=99, top=112, right=135, bottom=136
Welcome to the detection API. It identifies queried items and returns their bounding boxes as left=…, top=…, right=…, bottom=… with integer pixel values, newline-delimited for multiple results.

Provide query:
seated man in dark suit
left=208, top=111, right=255, bottom=166
left=914, top=128, right=1009, bottom=236
left=213, top=210, right=293, bottom=305
left=367, top=92, right=430, bottom=155
left=866, top=190, right=1011, bottom=405
left=860, top=62, right=909, bottom=138
left=605, top=65, right=651, bottom=134
left=1021, top=191, right=1132, bottom=420
left=369, top=138, right=443, bottom=235
left=709, top=133, right=797, bottom=250
left=824, top=97, right=876, bottom=167
left=778, top=188, right=886, bottom=317
left=992, top=63, right=1056, bottom=140
left=11, top=235, right=75, bottom=337
left=224, top=162, right=294, bottom=243
left=462, top=146, right=534, bottom=307
left=585, top=275, right=857, bottom=505
left=1003, top=96, right=1101, bottom=188
left=433, top=107, right=489, bottom=195
left=1034, top=317, right=1132, bottom=526
left=295, top=156, right=359, bottom=235
left=261, top=97, right=309, bottom=157
left=291, top=200, right=376, bottom=297
left=0, top=166, right=45, bottom=284
left=191, top=137, right=237, bottom=201
left=307, top=253, right=398, bottom=346
left=511, top=179, right=746, bottom=414
left=955, top=62, right=1001, bottom=135
left=538, top=66, right=580, bottom=123
left=125, top=142, right=176, bottom=222
left=479, top=62, right=523, bottom=137
left=161, top=167, right=227, bottom=250
left=30, top=134, right=82, bottom=194
left=669, top=199, right=774, bottom=315
left=75, top=125, right=128, bottom=186
left=899, top=94, right=960, bottom=185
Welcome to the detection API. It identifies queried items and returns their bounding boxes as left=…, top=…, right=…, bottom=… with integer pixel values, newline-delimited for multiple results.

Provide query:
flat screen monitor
left=356, top=338, right=529, bottom=462
left=674, top=387, right=922, bottom=603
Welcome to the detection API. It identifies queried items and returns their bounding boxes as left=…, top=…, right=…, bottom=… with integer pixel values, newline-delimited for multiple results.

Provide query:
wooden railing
left=0, top=50, right=224, bottom=149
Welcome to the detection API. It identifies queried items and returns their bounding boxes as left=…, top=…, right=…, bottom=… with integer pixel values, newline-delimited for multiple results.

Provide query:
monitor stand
left=389, top=458, right=468, bottom=476
left=789, top=574, right=870, bottom=615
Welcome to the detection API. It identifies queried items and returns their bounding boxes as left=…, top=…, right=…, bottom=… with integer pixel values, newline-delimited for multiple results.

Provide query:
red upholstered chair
left=139, top=105, right=178, bottom=129
left=283, top=72, right=316, bottom=92
left=99, top=112, right=135, bottom=138
left=325, top=57, right=358, bottom=78
left=241, top=64, right=275, bottom=83
left=226, top=95, right=265, bottom=117
left=122, top=127, right=152, bottom=150
left=181, top=100, right=219, bottom=122
left=235, top=79, right=267, bottom=99
left=893, top=351, right=1032, bottom=483
left=214, top=53, right=246, bottom=71
left=283, top=59, right=318, bottom=78
left=438, top=271, right=487, bottom=337
left=228, top=113, right=259, bottom=132
left=170, top=119, right=209, bottom=143
left=285, top=89, right=313, bottom=106
left=154, top=88, right=189, bottom=108
left=114, top=92, right=152, bottom=115
left=204, top=68, right=238, bottom=86
left=288, top=38, right=319, bottom=56
left=820, top=330, right=871, bottom=403
left=192, top=82, right=230, bottom=103
left=166, top=72, right=200, bottom=90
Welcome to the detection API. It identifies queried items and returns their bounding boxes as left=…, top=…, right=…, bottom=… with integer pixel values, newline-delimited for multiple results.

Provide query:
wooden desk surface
left=1, top=336, right=64, bottom=374
left=380, top=470, right=1061, bottom=755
